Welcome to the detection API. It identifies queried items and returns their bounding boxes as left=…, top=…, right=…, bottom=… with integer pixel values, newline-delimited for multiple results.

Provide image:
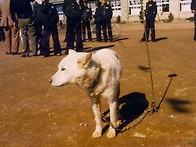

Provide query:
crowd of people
left=0, top=0, right=195, bottom=58
left=0, top=0, right=114, bottom=57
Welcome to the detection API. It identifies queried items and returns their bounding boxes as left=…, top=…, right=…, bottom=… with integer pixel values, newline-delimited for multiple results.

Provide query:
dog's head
left=50, top=50, right=92, bottom=87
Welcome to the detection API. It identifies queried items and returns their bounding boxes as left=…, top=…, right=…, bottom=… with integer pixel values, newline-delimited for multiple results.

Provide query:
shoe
left=140, top=38, right=148, bottom=42
left=6, top=52, right=11, bottom=54
left=11, top=52, right=20, bottom=55
left=32, top=54, right=38, bottom=57
left=54, top=52, right=62, bottom=56
left=21, top=53, right=29, bottom=57
left=152, top=39, right=156, bottom=42
left=42, top=54, right=50, bottom=58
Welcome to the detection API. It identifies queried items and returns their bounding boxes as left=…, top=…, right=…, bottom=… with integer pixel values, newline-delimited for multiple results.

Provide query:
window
left=180, top=0, right=191, bottom=12
left=129, top=0, right=141, bottom=15
left=156, top=0, right=169, bottom=13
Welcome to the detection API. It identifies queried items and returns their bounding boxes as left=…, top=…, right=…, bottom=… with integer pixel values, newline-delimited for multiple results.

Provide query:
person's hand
left=192, top=10, right=196, bottom=13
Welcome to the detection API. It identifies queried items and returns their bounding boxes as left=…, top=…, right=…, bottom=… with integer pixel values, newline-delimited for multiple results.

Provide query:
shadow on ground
left=155, top=37, right=168, bottom=42
left=118, top=92, right=149, bottom=130
left=113, top=37, right=129, bottom=42
left=167, top=98, right=192, bottom=113
left=84, top=45, right=115, bottom=52
left=102, top=92, right=149, bottom=134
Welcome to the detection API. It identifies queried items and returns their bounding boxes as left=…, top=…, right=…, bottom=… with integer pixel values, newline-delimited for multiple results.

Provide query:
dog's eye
left=61, top=68, right=66, bottom=71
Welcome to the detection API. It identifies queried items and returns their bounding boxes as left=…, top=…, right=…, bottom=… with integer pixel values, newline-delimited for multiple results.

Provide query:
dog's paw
left=92, top=130, right=102, bottom=138
left=107, top=127, right=116, bottom=139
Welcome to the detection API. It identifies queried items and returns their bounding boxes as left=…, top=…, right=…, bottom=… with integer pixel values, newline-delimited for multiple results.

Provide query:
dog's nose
left=49, top=78, right=52, bottom=83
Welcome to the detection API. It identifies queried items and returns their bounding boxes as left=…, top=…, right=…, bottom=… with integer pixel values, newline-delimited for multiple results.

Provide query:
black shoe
left=54, top=52, right=62, bottom=56
left=42, top=54, right=50, bottom=58
left=140, top=38, right=148, bottom=42
left=11, top=52, right=20, bottom=55
left=21, top=53, right=29, bottom=57
left=6, top=52, right=11, bottom=54
left=152, top=39, right=156, bottom=42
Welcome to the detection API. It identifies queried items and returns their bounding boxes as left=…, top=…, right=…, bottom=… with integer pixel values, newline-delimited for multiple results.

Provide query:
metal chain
left=89, top=0, right=157, bottom=133
left=91, top=94, right=153, bottom=133
left=140, top=0, right=156, bottom=112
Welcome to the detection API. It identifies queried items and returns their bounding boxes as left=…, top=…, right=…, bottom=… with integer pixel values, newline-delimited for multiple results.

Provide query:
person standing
left=10, top=0, right=37, bottom=57
left=63, top=0, right=84, bottom=54
left=141, top=0, right=157, bottom=42
left=94, top=2, right=102, bottom=42
left=81, top=0, right=92, bottom=42
left=101, top=0, right=113, bottom=42
left=36, top=0, right=62, bottom=57
left=191, top=0, right=196, bottom=41
left=32, top=0, right=43, bottom=54
left=0, top=0, right=20, bottom=55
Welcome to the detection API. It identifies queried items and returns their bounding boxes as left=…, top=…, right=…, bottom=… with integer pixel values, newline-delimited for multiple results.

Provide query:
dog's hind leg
left=91, top=99, right=102, bottom=138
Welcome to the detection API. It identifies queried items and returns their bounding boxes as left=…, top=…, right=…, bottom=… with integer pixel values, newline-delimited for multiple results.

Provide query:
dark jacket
left=63, top=0, right=84, bottom=17
left=94, top=7, right=102, bottom=24
left=36, top=2, right=59, bottom=28
left=191, top=0, right=196, bottom=10
left=10, top=0, right=35, bottom=22
left=82, top=6, right=92, bottom=22
left=145, top=1, right=157, bottom=19
left=32, top=1, right=40, bottom=20
left=101, top=3, right=113, bottom=20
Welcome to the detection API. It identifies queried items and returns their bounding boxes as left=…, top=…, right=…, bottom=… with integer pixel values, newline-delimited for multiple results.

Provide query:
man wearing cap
left=141, top=0, right=157, bottom=42
left=81, top=0, right=92, bottom=42
left=63, top=0, right=84, bottom=54
left=101, top=0, right=113, bottom=42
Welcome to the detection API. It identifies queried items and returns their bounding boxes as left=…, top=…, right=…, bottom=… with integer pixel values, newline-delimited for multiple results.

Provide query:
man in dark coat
left=81, top=0, right=92, bottom=42
left=101, top=0, right=113, bottom=42
left=32, top=0, right=43, bottom=54
left=141, top=0, right=157, bottom=42
left=10, top=0, right=37, bottom=57
left=36, top=0, right=62, bottom=57
left=63, top=0, right=83, bottom=53
left=94, top=2, right=102, bottom=42
left=191, top=0, right=196, bottom=41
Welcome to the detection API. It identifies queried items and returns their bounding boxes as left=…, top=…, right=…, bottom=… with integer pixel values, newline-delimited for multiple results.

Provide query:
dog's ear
left=77, top=53, right=92, bottom=68
left=69, top=49, right=76, bottom=55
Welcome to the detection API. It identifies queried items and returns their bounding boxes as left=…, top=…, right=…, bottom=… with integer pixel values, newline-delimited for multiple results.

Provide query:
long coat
left=0, top=0, right=14, bottom=27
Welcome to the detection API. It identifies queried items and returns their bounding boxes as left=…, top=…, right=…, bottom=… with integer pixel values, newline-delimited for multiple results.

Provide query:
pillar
left=169, top=0, right=180, bottom=20
left=121, top=0, right=129, bottom=22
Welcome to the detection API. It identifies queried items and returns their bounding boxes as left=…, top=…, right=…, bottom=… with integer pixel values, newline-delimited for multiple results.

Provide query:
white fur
left=50, top=49, right=122, bottom=138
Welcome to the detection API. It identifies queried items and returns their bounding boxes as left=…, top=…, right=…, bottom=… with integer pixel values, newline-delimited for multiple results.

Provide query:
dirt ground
left=0, top=22, right=196, bottom=147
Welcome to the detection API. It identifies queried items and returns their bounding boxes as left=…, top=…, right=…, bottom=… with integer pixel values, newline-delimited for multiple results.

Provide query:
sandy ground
left=0, top=22, right=196, bottom=147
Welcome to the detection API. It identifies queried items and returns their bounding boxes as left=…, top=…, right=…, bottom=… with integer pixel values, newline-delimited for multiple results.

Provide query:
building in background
left=50, top=0, right=193, bottom=22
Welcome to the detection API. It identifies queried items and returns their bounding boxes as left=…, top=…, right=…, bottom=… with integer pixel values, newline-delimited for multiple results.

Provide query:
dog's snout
left=49, top=78, right=52, bottom=83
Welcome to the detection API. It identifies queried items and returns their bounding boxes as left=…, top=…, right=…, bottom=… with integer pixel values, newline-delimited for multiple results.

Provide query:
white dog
left=50, top=49, right=122, bottom=138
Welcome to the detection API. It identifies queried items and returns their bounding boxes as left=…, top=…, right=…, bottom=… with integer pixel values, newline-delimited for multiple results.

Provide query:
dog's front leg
left=91, top=102, right=102, bottom=138
left=107, top=101, right=118, bottom=138
left=92, top=104, right=102, bottom=138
